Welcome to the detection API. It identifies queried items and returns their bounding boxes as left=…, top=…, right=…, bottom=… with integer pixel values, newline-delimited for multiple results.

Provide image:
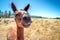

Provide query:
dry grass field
left=0, top=18, right=60, bottom=40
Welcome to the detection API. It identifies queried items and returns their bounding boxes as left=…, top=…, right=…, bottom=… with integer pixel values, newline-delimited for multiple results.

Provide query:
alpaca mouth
left=22, top=23, right=30, bottom=27
left=22, top=21, right=31, bottom=27
left=21, top=16, right=32, bottom=27
left=21, top=20, right=32, bottom=27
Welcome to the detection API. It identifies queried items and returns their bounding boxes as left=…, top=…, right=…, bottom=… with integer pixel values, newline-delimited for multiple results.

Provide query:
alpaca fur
left=7, top=2, right=31, bottom=40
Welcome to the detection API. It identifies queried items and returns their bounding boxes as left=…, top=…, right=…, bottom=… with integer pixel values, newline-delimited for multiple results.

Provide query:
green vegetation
left=0, top=10, right=12, bottom=18
left=31, top=16, right=42, bottom=18
left=31, top=16, right=60, bottom=19
left=54, top=17, right=60, bottom=19
left=31, top=16, right=47, bottom=18
left=0, top=10, right=60, bottom=19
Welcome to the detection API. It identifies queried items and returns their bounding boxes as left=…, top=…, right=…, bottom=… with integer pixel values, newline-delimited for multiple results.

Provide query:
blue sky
left=0, top=0, right=60, bottom=18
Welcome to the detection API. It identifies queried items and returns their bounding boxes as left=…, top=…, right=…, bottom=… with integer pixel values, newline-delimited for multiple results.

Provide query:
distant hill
left=50, top=17, right=60, bottom=19
left=31, top=16, right=47, bottom=18
left=31, top=16, right=42, bottom=18
left=31, top=16, right=60, bottom=19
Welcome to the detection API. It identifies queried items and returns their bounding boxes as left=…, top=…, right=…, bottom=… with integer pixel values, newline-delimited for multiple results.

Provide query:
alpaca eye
left=15, top=14, right=19, bottom=16
left=15, top=13, right=21, bottom=16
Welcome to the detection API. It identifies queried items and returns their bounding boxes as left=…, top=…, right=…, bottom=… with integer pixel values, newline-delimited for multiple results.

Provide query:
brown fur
left=7, top=2, right=31, bottom=40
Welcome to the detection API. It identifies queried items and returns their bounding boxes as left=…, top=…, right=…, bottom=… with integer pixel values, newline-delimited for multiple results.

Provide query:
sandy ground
left=0, top=18, right=60, bottom=40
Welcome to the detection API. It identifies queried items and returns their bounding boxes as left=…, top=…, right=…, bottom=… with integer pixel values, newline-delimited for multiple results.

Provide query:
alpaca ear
left=24, top=4, right=30, bottom=11
left=11, top=2, right=17, bottom=12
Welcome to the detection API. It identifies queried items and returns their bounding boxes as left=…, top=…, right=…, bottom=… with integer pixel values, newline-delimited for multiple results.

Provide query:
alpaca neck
left=15, top=18, right=24, bottom=40
left=17, top=26, right=24, bottom=40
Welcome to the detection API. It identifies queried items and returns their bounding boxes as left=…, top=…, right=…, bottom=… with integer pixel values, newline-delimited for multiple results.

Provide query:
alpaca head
left=11, top=2, right=32, bottom=28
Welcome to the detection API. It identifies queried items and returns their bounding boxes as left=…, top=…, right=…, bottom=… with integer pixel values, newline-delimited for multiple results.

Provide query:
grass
left=0, top=18, right=60, bottom=40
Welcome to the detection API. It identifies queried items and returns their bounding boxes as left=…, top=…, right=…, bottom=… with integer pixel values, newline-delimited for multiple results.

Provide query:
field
left=0, top=18, right=60, bottom=40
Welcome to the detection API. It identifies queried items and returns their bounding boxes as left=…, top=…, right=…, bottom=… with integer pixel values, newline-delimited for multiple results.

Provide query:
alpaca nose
left=23, top=16, right=31, bottom=23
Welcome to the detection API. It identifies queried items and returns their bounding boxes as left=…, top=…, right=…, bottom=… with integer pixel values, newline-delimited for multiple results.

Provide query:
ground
left=0, top=18, right=60, bottom=40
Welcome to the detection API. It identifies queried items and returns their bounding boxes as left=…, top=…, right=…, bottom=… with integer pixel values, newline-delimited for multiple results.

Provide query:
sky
left=0, top=0, right=60, bottom=18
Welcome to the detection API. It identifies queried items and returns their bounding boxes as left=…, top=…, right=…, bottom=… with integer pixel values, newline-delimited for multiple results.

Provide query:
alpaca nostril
left=23, top=17, right=31, bottom=23
left=23, top=17, right=27, bottom=20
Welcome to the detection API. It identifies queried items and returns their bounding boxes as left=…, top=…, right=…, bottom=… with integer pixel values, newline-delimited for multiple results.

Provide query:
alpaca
left=7, top=2, right=31, bottom=40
